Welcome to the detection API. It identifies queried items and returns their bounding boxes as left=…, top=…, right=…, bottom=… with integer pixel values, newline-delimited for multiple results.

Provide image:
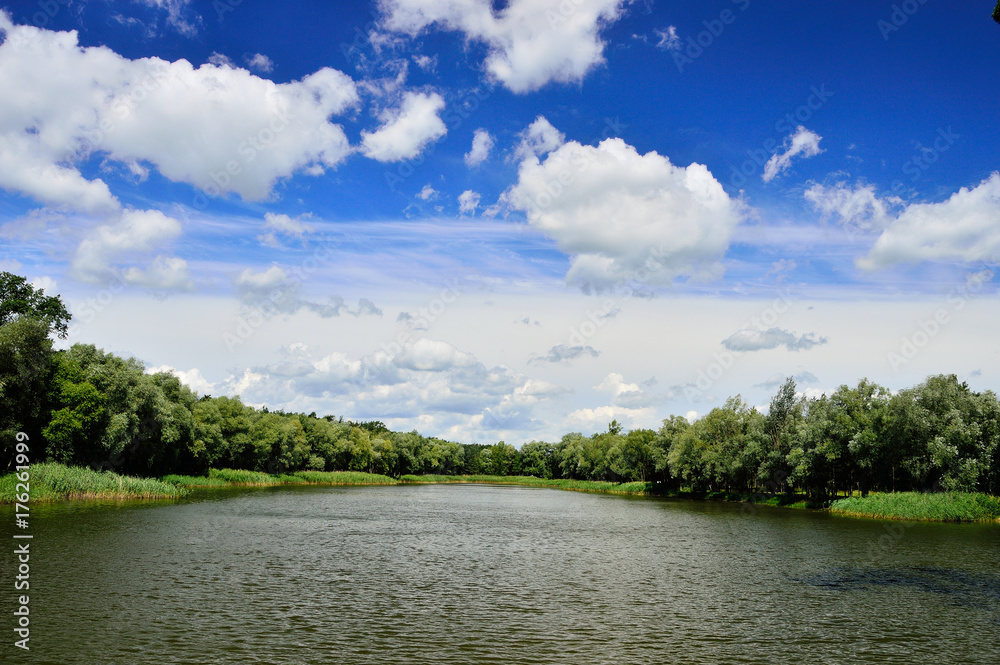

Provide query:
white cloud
left=805, top=181, right=895, bottom=232
left=722, top=328, right=828, bottom=352
left=72, top=209, right=184, bottom=284
left=147, top=364, right=215, bottom=395
left=654, top=26, right=680, bottom=51
left=464, top=128, right=495, bottom=167
left=378, top=0, right=627, bottom=93
left=233, top=267, right=383, bottom=318
left=505, top=126, right=745, bottom=291
left=394, top=338, right=478, bottom=371
left=762, top=126, right=823, bottom=182
left=458, top=190, right=481, bottom=214
left=0, top=15, right=359, bottom=208
left=122, top=255, right=194, bottom=291
left=360, top=91, right=447, bottom=162
left=138, top=0, right=199, bottom=36
left=412, top=54, right=437, bottom=71
left=245, top=53, right=274, bottom=73
left=564, top=405, right=656, bottom=433
left=595, top=372, right=640, bottom=396
left=257, top=212, right=314, bottom=247
left=29, top=275, right=58, bottom=294
left=858, top=173, right=1000, bottom=270
left=513, top=116, right=565, bottom=161
left=207, top=51, right=234, bottom=68
left=417, top=184, right=439, bottom=200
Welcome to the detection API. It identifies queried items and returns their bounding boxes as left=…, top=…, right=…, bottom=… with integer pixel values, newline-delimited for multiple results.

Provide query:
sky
left=1, top=0, right=999, bottom=445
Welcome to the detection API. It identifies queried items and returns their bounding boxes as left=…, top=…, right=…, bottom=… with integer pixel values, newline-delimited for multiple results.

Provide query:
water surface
left=3, top=484, right=998, bottom=664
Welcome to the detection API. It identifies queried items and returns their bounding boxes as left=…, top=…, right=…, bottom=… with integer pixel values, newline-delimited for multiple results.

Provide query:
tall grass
left=294, top=470, right=398, bottom=485
left=163, top=468, right=399, bottom=488
left=400, top=474, right=656, bottom=495
left=0, top=463, right=186, bottom=503
left=830, top=492, right=1000, bottom=522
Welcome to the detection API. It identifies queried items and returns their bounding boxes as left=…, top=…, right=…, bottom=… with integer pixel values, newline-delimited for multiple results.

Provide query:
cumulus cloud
left=378, top=0, right=628, bottom=93
left=528, top=344, right=600, bottom=365
left=858, top=173, right=1000, bottom=270
left=417, top=184, right=439, bottom=200
left=394, top=338, right=478, bottom=371
left=564, top=405, right=655, bottom=433
left=762, top=126, right=823, bottom=182
left=464, top=128, right=495, bottom=167
left=147, top=364, right=215, bottom=395
left=0, top=15, right=359, bottom=208
left=71, top=208, right=184, bottom=284
left=505, top=121, right=745, bottom=291
left=458, top=190, right=481, bottom=214
left=722, top=328, right=828, bottom=352
left=360, top=91, right=447, bottom=162
left=122, top=255, right=194, bottom=291
left=234, top=267, right=382, bottom=318
left=513, top=116, right=565, bottom=161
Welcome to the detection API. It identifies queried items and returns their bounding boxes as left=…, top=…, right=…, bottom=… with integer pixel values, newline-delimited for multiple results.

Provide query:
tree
left=0, top=318, right=56, bottom=462
left=994, top=1, right=1000, bottom=24
left=0, top=272, right=72, bottom=339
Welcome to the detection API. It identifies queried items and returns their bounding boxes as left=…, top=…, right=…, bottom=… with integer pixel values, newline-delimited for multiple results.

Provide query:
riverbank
left=0, top=463, right=186, bottom=502
left=399, top=474, right=653, bottom=495
left=3, top=465, right=998, bottom=522
left=829, top=491, right=1000, bottom=523
left=0, top=464, right=399, bottom=503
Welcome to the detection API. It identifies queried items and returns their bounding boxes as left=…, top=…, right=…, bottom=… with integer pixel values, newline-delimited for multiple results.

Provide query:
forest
left=2, top=271, right=999, bottom=499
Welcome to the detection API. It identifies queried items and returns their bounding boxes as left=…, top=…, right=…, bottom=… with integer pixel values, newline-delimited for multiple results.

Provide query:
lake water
left=4, top=484, right=999, bottom=664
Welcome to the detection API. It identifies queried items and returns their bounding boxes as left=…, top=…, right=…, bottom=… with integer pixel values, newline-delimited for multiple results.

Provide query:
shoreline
left=3, top=465, right=998, bottom=523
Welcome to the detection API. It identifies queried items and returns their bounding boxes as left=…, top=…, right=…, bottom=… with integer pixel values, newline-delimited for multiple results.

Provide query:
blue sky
left=1, top=0, right=999, bottom=443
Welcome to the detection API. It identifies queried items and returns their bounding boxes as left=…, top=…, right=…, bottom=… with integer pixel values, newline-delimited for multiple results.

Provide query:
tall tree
left=0, top=272, right=72, bottom=339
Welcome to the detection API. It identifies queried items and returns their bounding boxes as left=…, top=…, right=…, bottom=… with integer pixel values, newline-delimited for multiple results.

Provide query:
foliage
left=0, top=272, right=72, bottom=339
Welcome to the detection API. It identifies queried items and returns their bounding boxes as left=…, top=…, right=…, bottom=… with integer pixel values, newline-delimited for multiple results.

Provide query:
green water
left=2, top=484, right=998, bottom=664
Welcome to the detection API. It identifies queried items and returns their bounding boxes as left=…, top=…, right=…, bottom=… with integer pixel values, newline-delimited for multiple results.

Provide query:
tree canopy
left=0, top=272, right=72, bottom=339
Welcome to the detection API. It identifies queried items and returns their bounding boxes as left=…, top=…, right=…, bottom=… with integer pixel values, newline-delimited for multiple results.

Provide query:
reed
left=0, top=463, right=186, bottom=502
left=400, top=474, right=656, bottom=495
left=830, top=491, right=1000, bottom=522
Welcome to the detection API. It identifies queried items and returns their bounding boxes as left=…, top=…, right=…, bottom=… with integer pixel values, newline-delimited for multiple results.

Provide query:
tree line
left=2, top=271, right=998, bottom=497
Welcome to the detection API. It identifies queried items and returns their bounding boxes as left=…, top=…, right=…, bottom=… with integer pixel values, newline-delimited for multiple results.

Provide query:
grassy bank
left=400, top=474, right=656, bottom=495
left=5, top=466, right=998, bottom=523
left=0, top=463, right=186, bottom=503
left=830, top=491, right=1000, bottom=523
left=162, top=468, right=399, bottom=488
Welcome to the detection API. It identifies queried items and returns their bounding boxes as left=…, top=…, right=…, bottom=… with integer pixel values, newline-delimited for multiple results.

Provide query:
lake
left=4, top=484, right=999, bottom=664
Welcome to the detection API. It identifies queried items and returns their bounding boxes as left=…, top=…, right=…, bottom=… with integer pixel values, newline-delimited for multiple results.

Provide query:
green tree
left=0, top=318, right=54, bottom=457
left=0, top=272, right=72, bottom=339
left=520, top=440, right=555, bottom=478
